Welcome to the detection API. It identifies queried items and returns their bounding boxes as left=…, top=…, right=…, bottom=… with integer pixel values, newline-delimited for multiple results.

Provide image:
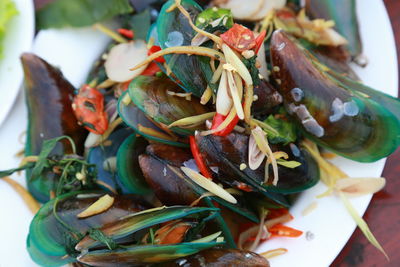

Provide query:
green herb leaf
left=89, top=228, right=118, bottom=250
left=124, top=9, right=151, bottom=41
left=36, top=0, right=133, bottom=29
left=263, top=114, right=297, bottom=144
left=242, top=55, right=261, bottom=86
left=0, top=163, right=35, bottom=178
left=277, top=159, right=301, bottom=168
left=0, top=0, right=18, bottom=58
left=339, top=192, right=389, bottom=260
left=30, top=136, right=76, bottom=181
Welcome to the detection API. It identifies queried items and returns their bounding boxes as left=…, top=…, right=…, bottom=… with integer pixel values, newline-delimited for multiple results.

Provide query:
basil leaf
left=89, top=228, right=118, bottom=250
left=36, top=0, right=133, bottom=29
left=242, top=55, right=261, bottom=86
left=30, top=136, right=75, bottom=181
left=264, top=115, right=297, bottom=145
left=0, top=163, right=35, bottom=178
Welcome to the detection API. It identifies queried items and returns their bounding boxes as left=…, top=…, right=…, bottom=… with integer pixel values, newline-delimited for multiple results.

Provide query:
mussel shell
left=77, top=242, right=222, bottom=267
left=117, top=90, right=188, bottom=147
left=21, top=53, right=87, bottom=203
left=27, top=191, right=150, bottom=267
left=116, top=134, right=151, bottom=194
left=129, top=75, right=209, bottom=136
left=252, top=79, right=283, bottom=116
left=157, top=0, right=213, bottom=97
left=196, top=133, right=319, bottom=196
left=305, top=0, right=362, bottom=57
left=270, top=31, right=400, bottom=162
left=162, top=248, right=270, bottom=267
left=139, top=143, right=259, bottom=223
left=87, top=128, right=134, bottom=193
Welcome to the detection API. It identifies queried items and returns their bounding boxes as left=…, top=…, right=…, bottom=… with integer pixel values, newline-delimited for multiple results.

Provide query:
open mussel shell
left=117, top=90, right=188, bottom=147
left=27, top=191, right=151, bottom=267
left=270, top=30, right=400, bottom=162
left=305, top=0, right=362, bottom=58
left=87, top=128, right=133, bottom=193
left=196, top=133, right=319, bottom=196
left=21, top=53, right=87, bottom=203
left=157, top=0, right=214, bottom=97
left=129, top=75, right=209, bottom=135
left=252, top=79, right=283, bottom=116
left=116, top=134, right=151, bottom=194
left=162, top=248, right=270, bottom=267
left=75, top=206, right=219, bottom=250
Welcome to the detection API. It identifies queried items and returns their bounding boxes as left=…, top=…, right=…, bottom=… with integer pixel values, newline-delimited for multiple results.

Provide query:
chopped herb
left=88, top=228, right=119, bottom=250
left=121, top=9, right=151, bottom=41
left=263, top=114, right=297, bottom=144
left=242, top=55, right=261, bottom=86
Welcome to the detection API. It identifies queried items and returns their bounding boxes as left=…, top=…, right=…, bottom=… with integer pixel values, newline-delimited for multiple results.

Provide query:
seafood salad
left=1, top=0, right=399, bottom=266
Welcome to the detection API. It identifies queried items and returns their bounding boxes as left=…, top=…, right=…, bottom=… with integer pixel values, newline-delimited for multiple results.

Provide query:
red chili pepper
left=268, top=224, right=303, bottom=238
left=276, top=9, right=296, bottom=19
left=220, top=23, right=256, bottom=52
left=211, top=113, right=239, bottom=136
left=254, top=30, right=267, bottom=54
left=141, top=61, right=161, bottom=76
left=237, top=182, right=253, bottom=192
left=72, top=85, right=108, bottom=134
left=189, top=135, right=212, bottom=179
left=117, top=28, right=134, bottom=39
left=148, top=45, right=166, bottom=63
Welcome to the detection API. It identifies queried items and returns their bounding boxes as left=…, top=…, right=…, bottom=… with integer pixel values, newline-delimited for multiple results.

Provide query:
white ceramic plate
left=0, top=0, right=34, bottom=127
left=0, top=0, right=397, bottom=266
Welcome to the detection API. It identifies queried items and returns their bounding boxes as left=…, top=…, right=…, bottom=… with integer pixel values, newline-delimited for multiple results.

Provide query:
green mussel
left=21, top=53, right=87, bottom=203
left=270, top=30, right=400, bottom=162
left=28, top=191, right=223, bottom=267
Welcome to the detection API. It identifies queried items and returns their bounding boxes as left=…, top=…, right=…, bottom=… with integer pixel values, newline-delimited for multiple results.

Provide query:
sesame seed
left=238, top=44, right=245, bottom=49
left=240, top=163, right=247, bottom=170
left=198, top=17, right=206, bottom=23
left=243, top=34, right=251, bottom=40
left=273, top=66, right=280, bottom=72
left=276, top=79, right=281, bottom=85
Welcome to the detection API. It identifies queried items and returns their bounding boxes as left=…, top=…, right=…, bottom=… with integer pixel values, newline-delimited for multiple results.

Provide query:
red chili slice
left=220, top=23, right=256, bottom=52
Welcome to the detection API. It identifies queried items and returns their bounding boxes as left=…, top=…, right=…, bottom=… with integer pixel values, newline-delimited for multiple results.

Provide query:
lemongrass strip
left=3, top=177, right=40, bottom=214
left=201, top=108, right=237, bottom=136
left=260, top=10, right=276, bottom=32
left=227, top=70, right=244, bottom=120
left=252, top=127, right=278, bottom=185
left=190, top=231, right=222, bottom=244
left=200, top=86, right=213, bottom=105
left=166, top=2, right=177, bottom=12
left=175, top=0, right=222, bottom=46
left=93, top=24, right=127, bottom=43
left=210, top=57, right=216, bottom=72
left=221, top=44, right=253, bottom=85
left=181, top=167, right=237, bottom=204
left=216, top=70, right=232, bottom=116
left=138, top=124, right=175, bottom=141
left=233, top=72, right=243, bottom=99
left=147, top=37, right=155, bottom=49
left=122, top=93, right=132, bottom=106
left=249, top=209, right=267, bottom=251
left=243, top=84, right=254, bottom=124
left=335, top=177, right=386, bottom=197
left=302, top=201, right=318, bottom=216
left=190, top=192, right=215, bottom=207
left=19, top=155, right=38, bottom=167
left=130, top=46, right=225, bottom=71
left=101, top=117, right=123, bottom=142
left=97, top=79, right=117, bottom=89
left=77, top=194, right=114, bottom=218
left=261, top=248, right=288, bottom=259
left=252, top=119, right=279, bottom=136
left=168, top=112, right=216, bottom=128
left=265, top=213, right=293, bottom=229
left=211, top=63, right=224, bottom=84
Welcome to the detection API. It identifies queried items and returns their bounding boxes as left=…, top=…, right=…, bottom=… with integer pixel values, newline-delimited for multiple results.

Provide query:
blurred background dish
left=0, top=0, right=34, bottom=126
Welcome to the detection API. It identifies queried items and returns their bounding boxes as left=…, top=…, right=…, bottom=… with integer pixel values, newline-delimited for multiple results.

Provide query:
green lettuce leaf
left=36, top=0, right=133, bottom=29
left=0, top=0, right=18, bottom=59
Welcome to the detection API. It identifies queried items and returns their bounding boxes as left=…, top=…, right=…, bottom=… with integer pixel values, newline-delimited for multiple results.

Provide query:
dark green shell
left=21, top=53, right=87, bottom=203
left=270, top=31, right=400, bottom=162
